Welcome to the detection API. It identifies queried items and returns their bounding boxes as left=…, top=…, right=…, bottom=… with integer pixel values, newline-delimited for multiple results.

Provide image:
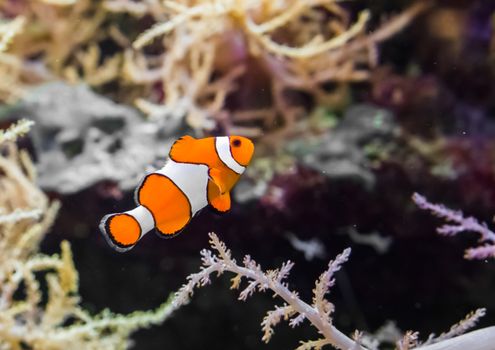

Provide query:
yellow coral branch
left=36, top=0, right=77, bottom=5
left=0, top=209, right=42, bottom=224
left=248, top=0, right=337, bottom=35
left=133, top=2, right=228, bottom=49
left=0, top=16, right=25, bottom=53
left=0, top=128, right=179, bottom=348
left=59, top=241, right=78, bottom=293
left=296, top=338, right=331, bottom=350
left=104, top=0, right=150, bottom=16
left=247, top=10, right=371, bottom=58
left=48, top=294, right=177, bottom=340
left=0, top=119, right=34, bottom=144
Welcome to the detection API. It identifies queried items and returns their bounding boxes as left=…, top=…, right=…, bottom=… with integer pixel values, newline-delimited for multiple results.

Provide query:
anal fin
left=154, top=228, right=183, bottom=239
left=155, top=216, right=190, bottom=237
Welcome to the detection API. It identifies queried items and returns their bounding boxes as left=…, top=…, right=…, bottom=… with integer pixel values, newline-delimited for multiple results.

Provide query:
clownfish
left=99, top=135, right=254, bottom=252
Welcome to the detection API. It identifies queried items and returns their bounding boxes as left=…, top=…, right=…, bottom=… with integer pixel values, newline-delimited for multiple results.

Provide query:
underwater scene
left=1, top=0, right=495, bottom=349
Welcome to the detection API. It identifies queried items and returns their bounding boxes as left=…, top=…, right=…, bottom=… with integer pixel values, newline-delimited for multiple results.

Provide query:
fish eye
left=232, top=139, right=241, bottom=147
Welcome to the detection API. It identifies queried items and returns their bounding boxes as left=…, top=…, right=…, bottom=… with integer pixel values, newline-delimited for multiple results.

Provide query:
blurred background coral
left=0, top=0, right=495, bottom=349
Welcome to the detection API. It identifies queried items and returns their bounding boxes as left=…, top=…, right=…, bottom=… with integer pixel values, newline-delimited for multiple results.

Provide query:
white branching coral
left=174, top=232, right=495, bottom=350
left=413, top=193, right=495, bottom=259
left=396, top=331, right=419, bottom=350
left=0, top=15, right=25, bottom=53
left=0, top=118, right=34, bottom=144
left=0, top=124, right=178, bottom=349
left=174, top=232, right=360, bottom=350
left=421, top=308, right=486, bottom=346
left=129, top=0, right=429, bottom=141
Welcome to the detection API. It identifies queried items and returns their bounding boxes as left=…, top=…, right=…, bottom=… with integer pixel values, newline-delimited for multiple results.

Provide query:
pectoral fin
left=210, top=191, right=231, bottom=213
left=209, top=168, right=228, bottom=194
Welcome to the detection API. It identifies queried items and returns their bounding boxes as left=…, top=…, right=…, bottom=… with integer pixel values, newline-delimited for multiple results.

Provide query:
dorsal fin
left=169, top=135, right=196, bottom=162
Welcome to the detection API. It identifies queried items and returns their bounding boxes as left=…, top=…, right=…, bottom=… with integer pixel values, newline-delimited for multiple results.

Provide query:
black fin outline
left=99, top=213, right=141, bottom=253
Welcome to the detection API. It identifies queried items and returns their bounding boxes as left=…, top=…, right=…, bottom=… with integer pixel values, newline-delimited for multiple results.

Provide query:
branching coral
left=0, top=118, right=34, bottom=143
left=0, top=0, right=133, bottom=102
left=0, top=123, right=178, bottom=349
left=173, top=232, right=495, bottom=350
left=5, top=0, right=108, bottom=74
left=129, top=0, right=429, bottom=145
left=174, top=232, right=358, bottom=350
left=0, top=0, right=429, bottom=147
left=413, top=193, right=495, bottom=259
left=0, top=14, right=27, bottom=101
left=0, top=15, right=25, bottom=52
left=420, top=309, right=486, bottom=347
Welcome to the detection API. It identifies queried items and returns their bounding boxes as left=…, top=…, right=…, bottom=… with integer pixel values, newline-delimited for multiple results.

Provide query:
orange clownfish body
left=99, top=135, right=254, bottom=252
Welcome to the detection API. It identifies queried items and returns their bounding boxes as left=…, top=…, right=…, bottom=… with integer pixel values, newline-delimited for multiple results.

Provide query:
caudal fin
left=99, top=206, right=155, bottom=252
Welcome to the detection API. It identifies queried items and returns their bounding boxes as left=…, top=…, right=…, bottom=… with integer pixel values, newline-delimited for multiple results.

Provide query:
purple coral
left=412, top=193, right=495, bottom=259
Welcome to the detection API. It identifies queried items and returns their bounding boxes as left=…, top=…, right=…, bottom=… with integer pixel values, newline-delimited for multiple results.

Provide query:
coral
left=343, top=227, right=393, bottom=255
left=0, top=15, right=25, bottom=53
left=259, top=164, right=326, bottom=213
left=240, top=103, right=399, bottom=210
left=0, top=123, right=177, bottom=349
left=412, top=193, right=495, bottom=259
left=421, top=309, right=486, bottom=346
left=0, top=118, right=34, bottom=143
left=0, top=0, right=138, bottom=103
left=295, top=104, right=399, bottom=189
left=0, top=14, right=27, bottom=102
left=174, top=232, right=357, bottom=349
left=0, top=0, right=429, bottom=148
left=285, top=232, right=326, bottom=261
left=5, top=0, right=111, bottom=76
left=173, top=232, right=495, bottom=350
left=19, top=82, right=180, bottom=194
left=129, top=0, right=429, bottom=144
